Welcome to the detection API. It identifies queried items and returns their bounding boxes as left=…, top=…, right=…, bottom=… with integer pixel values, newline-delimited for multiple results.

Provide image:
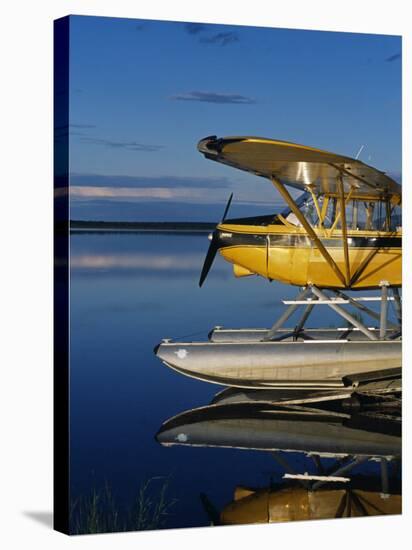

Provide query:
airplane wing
left=198, top=136, right=401, bottom=200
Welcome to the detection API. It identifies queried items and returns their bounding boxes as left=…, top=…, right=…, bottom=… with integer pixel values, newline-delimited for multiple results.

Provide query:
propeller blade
left=221, top=192, right=233, bottom=222
left=198, top=232, right=219, bottom=287
left=199, top=193, right=233, bottom=288
left=199, top=493, right=221, bottom=526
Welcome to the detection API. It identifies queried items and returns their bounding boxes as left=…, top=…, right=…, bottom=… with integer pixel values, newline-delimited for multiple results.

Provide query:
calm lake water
left=69, top=232, right=401, bottom=533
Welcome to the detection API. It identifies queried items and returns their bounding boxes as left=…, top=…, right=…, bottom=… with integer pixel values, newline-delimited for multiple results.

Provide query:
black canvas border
left=53, top=15, right=70, bottom=535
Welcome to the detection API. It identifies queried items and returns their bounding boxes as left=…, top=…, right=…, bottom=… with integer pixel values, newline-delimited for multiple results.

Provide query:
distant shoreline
left=68, top=220, right=215, bottom=234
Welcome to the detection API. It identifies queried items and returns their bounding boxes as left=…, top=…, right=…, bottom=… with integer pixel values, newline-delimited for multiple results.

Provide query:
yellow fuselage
left=217, top=222, right=402, bottom=290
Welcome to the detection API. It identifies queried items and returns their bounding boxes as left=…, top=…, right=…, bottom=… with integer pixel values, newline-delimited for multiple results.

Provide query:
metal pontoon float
left=154, top=284, right=401, bottom=389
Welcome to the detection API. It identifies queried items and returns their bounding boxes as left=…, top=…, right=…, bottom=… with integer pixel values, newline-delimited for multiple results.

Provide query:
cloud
left=79, top=137, right=164, bottom=152
left=385, top=52, right=401, bottom=62
left=54, top=123, right=96, bottom=138
left=69, top=185, right=284, bottom=209
left=71, top=173, right=232, bottom=189
left=184, top=24, right=240, bottom=46
left=70, top=186, right=228, bottom=203
left=184, top=22, right=207, bottom=35
left=200, top=31, right=239, bottom=46
left=70, top=123, right=97, bottom=129
left=170, top=91, right=256, bottom=104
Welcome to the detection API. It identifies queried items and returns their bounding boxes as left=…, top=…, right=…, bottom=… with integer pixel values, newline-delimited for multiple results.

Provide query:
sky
left=66, top=15, right=401, bottom=222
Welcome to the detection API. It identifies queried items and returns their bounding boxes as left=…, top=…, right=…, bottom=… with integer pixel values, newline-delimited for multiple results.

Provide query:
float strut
left=379, top=282, right=389, bottom=340
left=294, top=301, right=316, bottom=335
left=311, top=456, right=369, bottom=491
left=264, top=287, right=311, bottom=341
left=271, top=452, right=310, bottom=489
left=310, top=286, right=378, bottom=341
left=334, top=289, right=397, bottom=330
left=380, top=457, right=389, bottom=498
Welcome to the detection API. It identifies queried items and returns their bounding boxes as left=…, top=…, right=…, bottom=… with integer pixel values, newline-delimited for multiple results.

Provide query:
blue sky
left=67, top=15, right=401, bottom=221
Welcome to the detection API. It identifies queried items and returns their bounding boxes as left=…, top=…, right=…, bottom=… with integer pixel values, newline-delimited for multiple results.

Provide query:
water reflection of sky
left=69, top=232, right=400, bottom=532
left=71, top=252, right=204, bottom=271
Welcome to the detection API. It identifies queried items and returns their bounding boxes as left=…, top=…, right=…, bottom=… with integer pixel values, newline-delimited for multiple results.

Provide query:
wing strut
left=271, top=176, right=347, bottom=287
left=329, top=163, right=377, bottom=191
left=338, top=174, right=351, bottom=286
left=328, top=187, right=354, bottom=234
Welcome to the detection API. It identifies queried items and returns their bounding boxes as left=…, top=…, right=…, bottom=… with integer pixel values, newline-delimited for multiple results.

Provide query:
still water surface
left=69, top=232, right=401, bottom=532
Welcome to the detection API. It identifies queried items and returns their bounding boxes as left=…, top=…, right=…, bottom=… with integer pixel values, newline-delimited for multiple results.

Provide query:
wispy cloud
left=55, top=123, right=96, bottom=133
left=70, top=185, right=220, bottom=202
left=70, top=123, right=97, bottom=129
left=170, top=91, right=256, bottom=104
left=385, top=52, right=401, bottom=62
left=184, top=22, right=207, bottom=35
left=200, top=31, right=239, bottom=46
left=55, top=123, right=97, bottom=140
left=79, top=137, right=164, bottom=152
left=184, top=23, right=239, bottom=46
left=71, top=173, right=232, bottom=189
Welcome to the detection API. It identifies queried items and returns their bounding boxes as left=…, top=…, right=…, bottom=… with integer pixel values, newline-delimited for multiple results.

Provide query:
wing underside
left=198, top=136, right=401, bottom=200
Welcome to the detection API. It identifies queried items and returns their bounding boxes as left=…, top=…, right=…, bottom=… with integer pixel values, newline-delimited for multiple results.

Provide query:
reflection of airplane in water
left=155, top=136, right=402, bottom=389
left=215, top=482, right=401, bottom=524
left=156, top=386, right=401, bottom=524
left=156, top=397, right=401, bottom=457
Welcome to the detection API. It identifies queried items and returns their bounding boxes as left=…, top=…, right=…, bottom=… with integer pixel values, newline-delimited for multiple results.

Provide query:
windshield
left=280, top=192, right=319, bottom=226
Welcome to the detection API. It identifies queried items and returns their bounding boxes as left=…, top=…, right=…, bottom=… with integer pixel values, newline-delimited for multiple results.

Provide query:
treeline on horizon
left=69, top=220, right=216, bottom=230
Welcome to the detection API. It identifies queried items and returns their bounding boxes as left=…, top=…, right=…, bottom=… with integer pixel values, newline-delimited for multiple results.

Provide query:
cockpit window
left=225, top=192, right=401, bottom=232
left=278, top=193, right=402, bottom=232
left=350, top=201, right=401, bottom=231
left=280, top=192, right=319, bottom=227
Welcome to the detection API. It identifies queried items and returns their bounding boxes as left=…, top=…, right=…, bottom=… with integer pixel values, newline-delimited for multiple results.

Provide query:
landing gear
left=264, top=283, right=402, bottom=343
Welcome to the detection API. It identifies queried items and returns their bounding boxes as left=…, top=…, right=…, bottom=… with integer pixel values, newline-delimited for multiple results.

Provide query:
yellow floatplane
left=154, top=136, right=402, bottom=389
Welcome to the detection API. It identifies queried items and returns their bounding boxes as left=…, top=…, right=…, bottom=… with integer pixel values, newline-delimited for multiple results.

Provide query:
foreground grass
left=70, top=476, right=177, bottom=535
